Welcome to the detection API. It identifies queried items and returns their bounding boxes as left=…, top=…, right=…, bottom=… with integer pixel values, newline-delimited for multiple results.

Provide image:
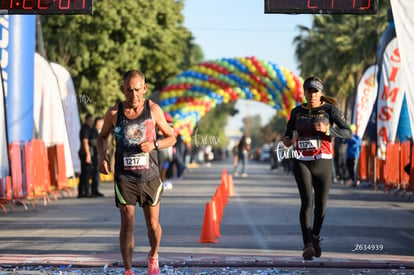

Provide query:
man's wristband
left=154, top=141, right=159, bottom=150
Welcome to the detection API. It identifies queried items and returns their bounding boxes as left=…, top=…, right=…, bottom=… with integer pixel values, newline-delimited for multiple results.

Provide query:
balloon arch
left=159, top=56, right=304, bottom=143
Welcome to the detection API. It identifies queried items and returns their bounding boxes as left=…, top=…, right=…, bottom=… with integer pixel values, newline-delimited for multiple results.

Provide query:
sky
left=182, top=0, right=312, bottom=132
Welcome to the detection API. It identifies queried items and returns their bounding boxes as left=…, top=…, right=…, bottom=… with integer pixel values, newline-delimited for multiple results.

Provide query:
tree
left=261, top=113, right=287, bottom=142
left=40, top=0, right=203, bottom=117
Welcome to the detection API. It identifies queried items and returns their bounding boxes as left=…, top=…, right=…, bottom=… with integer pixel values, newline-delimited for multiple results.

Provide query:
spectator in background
left=157, top=115, right=174, bottom=190
left=172, top=135, right=186, bottom=179
left=270, top=138, right=280, bottom=170
left=334, top=137, right=348, bottom=184
left=204, top=145, right=213, bottom=167
left=346, top=124, right=361, bottom=187
left=90, top=117, right=105, bottom=197
left=232, top=145, right=238, bottom=167
left=233, top=135, right=250, bottom=177
left=78, top=114, right=94, bottom=198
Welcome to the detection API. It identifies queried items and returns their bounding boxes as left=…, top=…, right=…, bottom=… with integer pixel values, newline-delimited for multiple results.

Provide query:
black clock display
left=0, top=0, right=92, bottom=14
left=265, top=0, right=378, bottom=14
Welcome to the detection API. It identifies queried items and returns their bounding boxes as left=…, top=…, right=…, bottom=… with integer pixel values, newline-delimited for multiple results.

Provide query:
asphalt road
left=1, top=158, right=413, bottom=274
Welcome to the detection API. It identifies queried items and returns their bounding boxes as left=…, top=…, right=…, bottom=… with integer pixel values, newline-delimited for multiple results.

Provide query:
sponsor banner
left=50, top=62, right=81, bottom=175
left=353, top=65, right=378, bottom=138
left=391, top=0, right=414, bottom=138
left=376, top=38, right=405, bottom=146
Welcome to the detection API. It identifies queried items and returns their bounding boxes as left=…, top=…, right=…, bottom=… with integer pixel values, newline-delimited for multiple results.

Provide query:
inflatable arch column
left=1, top=15, right=36, bottom=142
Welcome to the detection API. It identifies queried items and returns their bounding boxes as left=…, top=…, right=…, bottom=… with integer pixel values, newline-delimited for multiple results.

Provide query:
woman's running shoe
left=302, top=243, right=315, bottom=260
left=312, top=236, right=323, bottom=257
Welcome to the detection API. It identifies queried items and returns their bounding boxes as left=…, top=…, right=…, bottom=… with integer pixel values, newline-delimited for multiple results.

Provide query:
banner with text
left=391, top=0, right=414, bottom=139
left=376, top=38, right=404, bottom=147
left=353, top=65, right=378, bottom=138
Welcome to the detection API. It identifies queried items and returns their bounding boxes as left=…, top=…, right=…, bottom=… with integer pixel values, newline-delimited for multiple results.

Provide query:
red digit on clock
left=359, top=0, right=371, bottom=10
left=23, top=0, right=35, bottom=9
left=9, top=0, right=23, bottom=8
left=341, top=0, right=355, bottom=9
left=307, top=0, right=317, bottom=9
left=38, top=0, right=48, bottom=10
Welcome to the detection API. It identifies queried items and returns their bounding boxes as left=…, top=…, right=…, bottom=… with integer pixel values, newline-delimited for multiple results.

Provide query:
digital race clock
left=0, top=0, right=93, bottom=14
left=265, top=0, right=378, bottom=14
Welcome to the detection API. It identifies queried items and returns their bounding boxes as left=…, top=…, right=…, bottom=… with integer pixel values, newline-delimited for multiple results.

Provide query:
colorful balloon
left=160, top=56, right=304, bottom=141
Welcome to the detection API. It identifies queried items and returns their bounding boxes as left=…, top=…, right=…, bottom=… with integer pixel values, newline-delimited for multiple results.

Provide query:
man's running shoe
left=124, top=269, right=135, bottom=275
left=147, top=254, right=160, bottom=275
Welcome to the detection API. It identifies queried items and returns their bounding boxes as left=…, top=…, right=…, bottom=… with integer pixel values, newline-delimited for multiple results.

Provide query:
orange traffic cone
left=227, top=174, right=235, bottom=197
left=210, top=198, right=221, bottom=238
left=221, top=168, right=228, bottom=178
left=199, top=202, right=217, bottom=243
left=213, top=187, right=224, bottom=222
left=221, top=170, right=229, bottom=194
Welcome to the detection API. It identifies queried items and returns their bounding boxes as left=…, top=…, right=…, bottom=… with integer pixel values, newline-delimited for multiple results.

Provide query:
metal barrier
left=358, top=141, right=413, bottom=195
left=0, top=139, right=74, bottom=215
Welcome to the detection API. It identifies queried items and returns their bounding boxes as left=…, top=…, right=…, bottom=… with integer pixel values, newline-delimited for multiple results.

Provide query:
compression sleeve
left=330, top=106, right=352, bottom=139
left=284, top=107, right=298, bottom=138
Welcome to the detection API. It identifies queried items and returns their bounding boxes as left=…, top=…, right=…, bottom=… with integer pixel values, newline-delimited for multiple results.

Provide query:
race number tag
left=297, top=139, right=320, bottom=150
left=123, top=153, right=149, bottom=170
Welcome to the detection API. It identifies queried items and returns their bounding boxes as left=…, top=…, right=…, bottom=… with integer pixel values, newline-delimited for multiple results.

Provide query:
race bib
left=297, top=139, right=321, bottom=150
left=123, top=153, right=149, bottom=170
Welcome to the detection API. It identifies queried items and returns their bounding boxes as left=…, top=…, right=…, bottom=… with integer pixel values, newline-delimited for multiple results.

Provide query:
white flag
left=376, top=38, right=405, bottom=145
left=353, top=65, right=378, bottom=138
left=391, top=0, right=414, bottom=138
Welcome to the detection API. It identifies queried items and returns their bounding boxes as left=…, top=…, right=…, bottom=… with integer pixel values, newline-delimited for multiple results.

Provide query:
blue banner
left=396, top=94, right=412, bottom=141
left=1, top=15, right=36, bottom=142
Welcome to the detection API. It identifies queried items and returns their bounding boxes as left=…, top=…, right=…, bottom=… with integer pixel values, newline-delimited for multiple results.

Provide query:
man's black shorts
left=114, top=176, right=163, bottom=207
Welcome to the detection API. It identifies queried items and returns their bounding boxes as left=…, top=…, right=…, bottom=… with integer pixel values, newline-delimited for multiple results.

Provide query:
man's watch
left=154, top=141, right=159, bottom=150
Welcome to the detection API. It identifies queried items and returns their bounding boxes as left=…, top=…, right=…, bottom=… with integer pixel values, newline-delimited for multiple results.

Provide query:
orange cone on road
left=227, top=174, right=234, bottom=197
left=221, top=168, right=228, bottom=178
left=221, top=168, right=228, bottom=193
left=210, top=198, right=221, bottom=238
left=199, top=202, right=217, bottom=243
left=214, top=187, right=224, bottom=221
